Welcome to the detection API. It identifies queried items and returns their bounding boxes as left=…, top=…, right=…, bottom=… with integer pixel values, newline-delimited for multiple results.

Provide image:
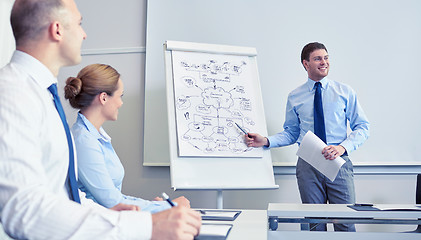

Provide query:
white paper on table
left=198, top=224, right=233, bottom=237
left=375, top=205, right=421, bottom=211
left=296, top=131, right=346, bottom=182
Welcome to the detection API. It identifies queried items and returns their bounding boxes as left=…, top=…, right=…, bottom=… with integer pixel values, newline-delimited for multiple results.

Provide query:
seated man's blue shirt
left=72, top=113, right=171, bottom=213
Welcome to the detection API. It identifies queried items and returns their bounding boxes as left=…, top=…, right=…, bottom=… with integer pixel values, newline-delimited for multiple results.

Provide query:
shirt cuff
left=264, top=136, right=273, bottom=149
left=339, top=141, right=353, bottom=154
left=119, top=211, right=152, bottom=240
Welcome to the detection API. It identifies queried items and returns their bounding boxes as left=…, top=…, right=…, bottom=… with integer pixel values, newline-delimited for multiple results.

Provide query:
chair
left=417, top=174, right=421, bottom=205
left=415, top=174, right=421, bottom=232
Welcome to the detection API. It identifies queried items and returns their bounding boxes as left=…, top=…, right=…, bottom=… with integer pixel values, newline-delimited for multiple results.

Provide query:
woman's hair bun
left=64, top=77, right=82, bottom=100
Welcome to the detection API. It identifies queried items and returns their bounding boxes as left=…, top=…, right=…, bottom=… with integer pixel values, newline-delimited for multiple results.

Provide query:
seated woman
left=64, top=64, right=189, bottom=213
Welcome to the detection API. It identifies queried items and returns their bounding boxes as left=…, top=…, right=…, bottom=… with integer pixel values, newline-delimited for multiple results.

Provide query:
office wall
left=145, top=0, right=421, bottom=166
left=53, top=0, right=419, bottom=232
left=0, top=0, right=15, bottom=68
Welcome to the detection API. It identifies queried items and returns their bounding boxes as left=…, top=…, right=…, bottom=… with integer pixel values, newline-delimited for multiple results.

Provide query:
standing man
left=0, top=0, right=201, bottom=239
left=246, top=42, right=369, bottom=231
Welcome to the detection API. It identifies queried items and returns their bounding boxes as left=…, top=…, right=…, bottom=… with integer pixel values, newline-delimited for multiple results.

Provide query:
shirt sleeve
left=75, top=134, right=126, bottom=208
left=266, top=94, right=300, bottom=148
left=76, top=133, right=174, bottom=213
left=340, top=89, right=370, bottom=153
left=121, top=195, right=172, bottom=214
left=2, top=190, right=152, bottom=240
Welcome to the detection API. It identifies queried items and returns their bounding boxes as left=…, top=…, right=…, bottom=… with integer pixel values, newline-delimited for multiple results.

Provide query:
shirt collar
left=306, top=77, right=329, bottom=91
left=77, top=112, right=112, bottom=142
left=11, top=50, right=57, bottom=89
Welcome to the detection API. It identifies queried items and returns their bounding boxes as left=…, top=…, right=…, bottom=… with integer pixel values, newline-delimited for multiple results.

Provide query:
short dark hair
left=10, top=0, right=65, bottom=46
left=301, top=42, right=328, bottom=64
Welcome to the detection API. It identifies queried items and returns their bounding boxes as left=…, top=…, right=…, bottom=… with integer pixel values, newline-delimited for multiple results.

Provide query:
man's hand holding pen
left=245, top=133, right=269, bottom=148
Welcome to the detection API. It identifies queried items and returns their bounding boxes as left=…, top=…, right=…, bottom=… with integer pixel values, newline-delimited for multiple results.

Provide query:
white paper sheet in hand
left=296, top=131, right=345, bottom=182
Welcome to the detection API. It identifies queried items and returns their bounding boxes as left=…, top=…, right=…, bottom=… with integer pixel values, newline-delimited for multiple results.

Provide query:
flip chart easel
left=164, top=41, right=278, bottom=208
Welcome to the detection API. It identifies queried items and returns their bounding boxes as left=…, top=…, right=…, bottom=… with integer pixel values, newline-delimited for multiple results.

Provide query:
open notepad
left=375, top=205, right=421, bottom=211
left=349, top=204, right=421, bottom=211
left=198, top=210, right=241, bottom=221
left=195, top=224, right=233, bottom=240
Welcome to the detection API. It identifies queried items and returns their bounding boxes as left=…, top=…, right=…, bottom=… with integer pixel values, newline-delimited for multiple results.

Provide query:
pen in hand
left=162, top=192, right=175, bottom=207
left=234, top=122, right=251, bottom=137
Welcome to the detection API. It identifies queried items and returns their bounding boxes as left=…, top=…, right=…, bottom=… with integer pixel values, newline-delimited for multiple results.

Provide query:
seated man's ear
left=49, top=21, right=63, bottom=42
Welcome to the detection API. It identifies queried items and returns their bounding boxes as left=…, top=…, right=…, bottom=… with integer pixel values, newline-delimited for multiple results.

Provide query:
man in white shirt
left=0, top=0, right=201, bottom=239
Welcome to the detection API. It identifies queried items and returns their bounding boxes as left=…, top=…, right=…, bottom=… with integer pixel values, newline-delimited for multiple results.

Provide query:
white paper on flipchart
left=296, top=131, right=345, bottom=182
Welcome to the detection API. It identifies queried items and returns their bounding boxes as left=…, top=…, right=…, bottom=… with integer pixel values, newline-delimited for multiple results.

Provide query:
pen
left=354, top=203, right=373, bottom=207
left=162, top=192, right=175, bottom=207
left=234, top=122, right=249, bottom=136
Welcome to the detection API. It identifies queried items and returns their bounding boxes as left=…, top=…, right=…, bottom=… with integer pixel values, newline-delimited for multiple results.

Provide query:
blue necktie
left=314, top=82, right=326, bottom=143
left=48, top=83, right=80, bottom=203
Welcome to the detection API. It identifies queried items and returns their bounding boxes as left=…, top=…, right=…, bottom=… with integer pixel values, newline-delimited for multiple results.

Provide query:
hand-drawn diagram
left=171, top=51, right=264, bottom=157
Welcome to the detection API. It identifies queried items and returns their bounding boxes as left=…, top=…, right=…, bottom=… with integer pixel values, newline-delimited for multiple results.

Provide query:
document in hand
left=296, top=131, right=345, bottom=182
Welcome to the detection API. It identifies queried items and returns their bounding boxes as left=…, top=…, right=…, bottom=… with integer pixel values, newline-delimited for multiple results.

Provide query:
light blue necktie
left=48, top=83, right=80, bottom=203
left=314, top=82, right=326, bottom=143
